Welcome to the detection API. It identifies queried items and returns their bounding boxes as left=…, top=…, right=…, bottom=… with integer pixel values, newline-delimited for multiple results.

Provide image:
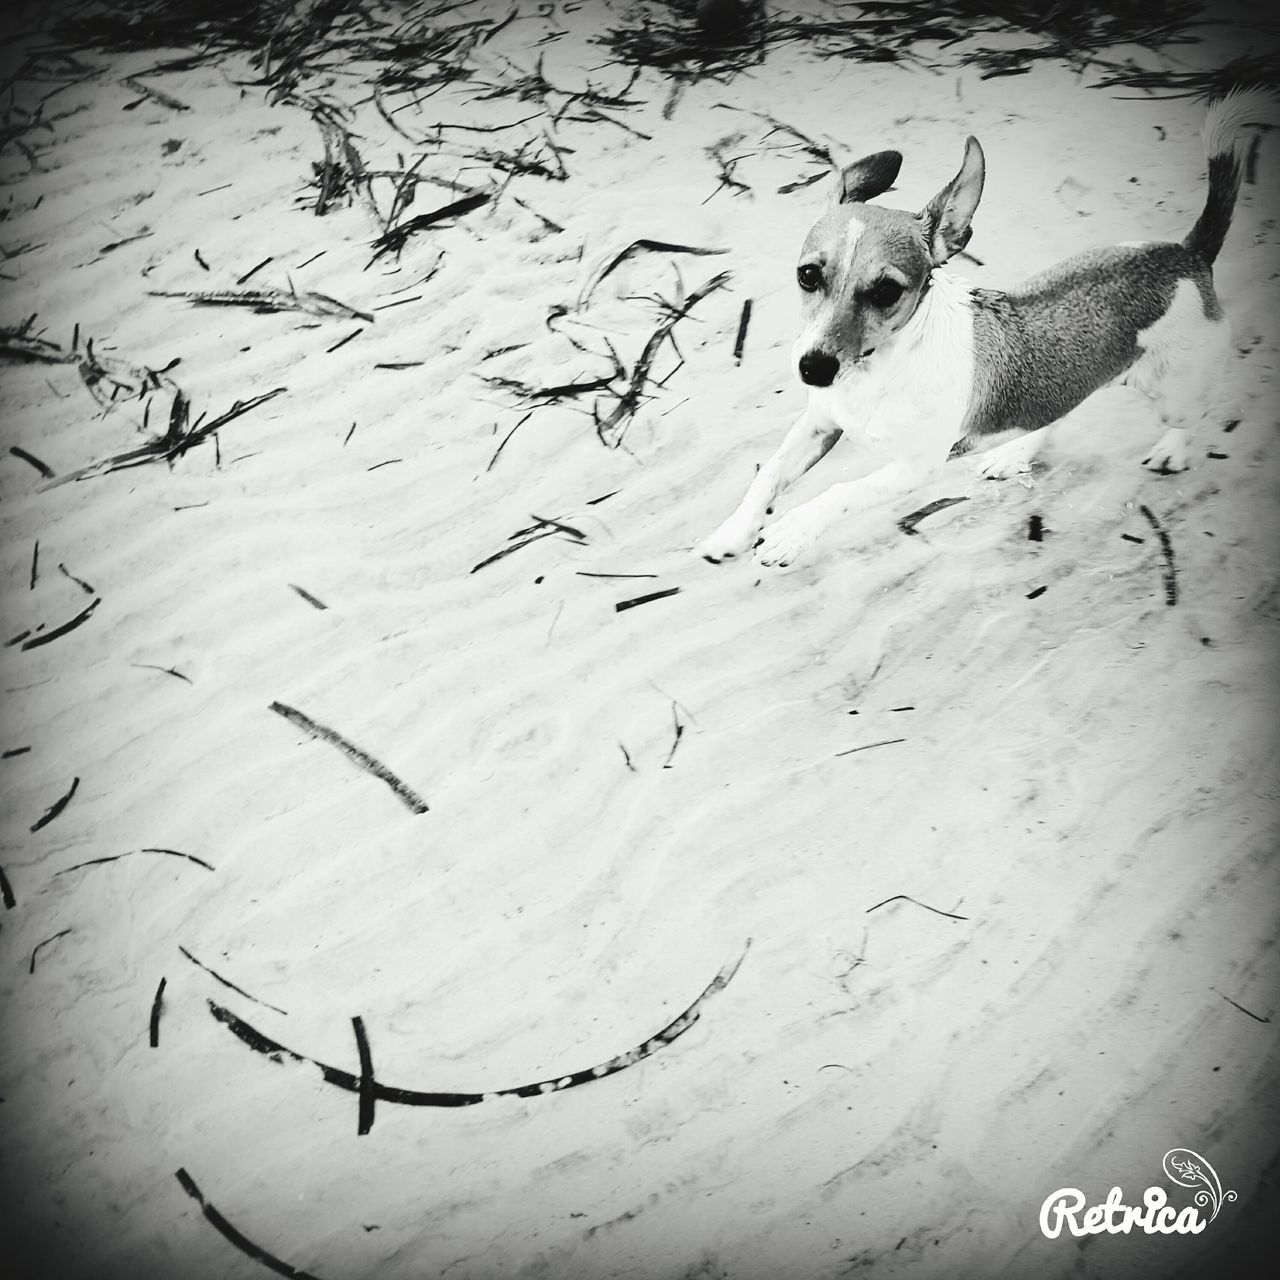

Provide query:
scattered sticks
left=45, top=386, right=287, bottom=485
left=577, top=239, right=727, bottom=307
left=865, top=894, right=968, bottom=921
left=29, top=776, right=79, bottom=833
left=207, top=940, right=749, bottom=1110
left=1138, top=504, right=1178, bottom=606
left=471, top=514, right=587, bottom=573
left=594, top=271, right=731, bottom=447
left=269, top=702, right=429, bottom=815
left=175, top=1168, right=330, bottom=1280
left=1, top=315, right=76, bottom=365
left=0, top=864, right=15, bottom=909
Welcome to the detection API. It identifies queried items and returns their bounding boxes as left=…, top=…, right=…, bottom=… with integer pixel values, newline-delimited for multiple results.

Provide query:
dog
left=699, top=89, right=1275, bottom=568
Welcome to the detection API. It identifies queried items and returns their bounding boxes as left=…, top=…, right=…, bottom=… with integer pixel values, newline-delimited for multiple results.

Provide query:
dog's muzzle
left=798, top=351, right=839, bottom=387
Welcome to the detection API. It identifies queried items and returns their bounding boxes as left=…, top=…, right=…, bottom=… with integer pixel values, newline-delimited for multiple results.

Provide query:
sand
left=1, top=2, right=1277, bottom=1278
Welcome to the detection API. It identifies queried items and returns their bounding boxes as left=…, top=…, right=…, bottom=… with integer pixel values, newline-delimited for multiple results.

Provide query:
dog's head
left=793, top=137, right=985, bottom=388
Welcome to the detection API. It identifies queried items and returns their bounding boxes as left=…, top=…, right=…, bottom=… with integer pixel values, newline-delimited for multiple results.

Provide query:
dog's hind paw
left=975, top=435, right=1037, bottom=481
left=1142, top=427, right=1189, bottom=474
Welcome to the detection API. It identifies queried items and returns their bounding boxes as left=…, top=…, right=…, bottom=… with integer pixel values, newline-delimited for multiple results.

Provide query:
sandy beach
left=1, top=2, right=1277, bottom=1277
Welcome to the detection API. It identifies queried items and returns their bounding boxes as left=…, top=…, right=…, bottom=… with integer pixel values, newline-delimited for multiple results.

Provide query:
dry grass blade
left=44, top=387, right=287, bottom=488
left=0, top=316, right=76, bottom=364
left=595, top=271, right=731, bottom=447
left=148, top=287, right=373, bottom=321
left=577, top=239, right=729, bottom=307
left=368, top=192, right=491, bottom=264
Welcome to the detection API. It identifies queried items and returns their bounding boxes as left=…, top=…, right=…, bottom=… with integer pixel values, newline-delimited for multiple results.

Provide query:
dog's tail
left=1184, top=88, right=1279, bottom=266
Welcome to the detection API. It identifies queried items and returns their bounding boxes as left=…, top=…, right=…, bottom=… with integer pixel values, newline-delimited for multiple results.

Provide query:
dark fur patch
left=960, top=242, right=1221, bottom=441
left=1184, top=152, right=1242, bottom=266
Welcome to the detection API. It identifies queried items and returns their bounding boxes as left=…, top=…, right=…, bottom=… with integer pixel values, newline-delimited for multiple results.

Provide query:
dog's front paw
left=698, top=512, right=761, bottom=563
left=1142, top=428, right=1189, bottom=475
left=754, top=510, right=822, bottom=567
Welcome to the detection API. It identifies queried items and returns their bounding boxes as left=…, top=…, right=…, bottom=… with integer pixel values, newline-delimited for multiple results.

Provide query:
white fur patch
left=1122, top=276, right=1233, bottom=469
left=805, top=269, right=976, bottom=465
left=1201, top=88, right=1280, bottom=164
left=839, top=217, right=864, bottom=279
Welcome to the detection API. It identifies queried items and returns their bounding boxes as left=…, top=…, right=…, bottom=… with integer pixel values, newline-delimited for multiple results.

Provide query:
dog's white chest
left=809, top=275, right=976, bottom=461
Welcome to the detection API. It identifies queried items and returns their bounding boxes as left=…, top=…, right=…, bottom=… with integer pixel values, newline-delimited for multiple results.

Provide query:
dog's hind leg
left=1128, top=279, right=1235, bottom=474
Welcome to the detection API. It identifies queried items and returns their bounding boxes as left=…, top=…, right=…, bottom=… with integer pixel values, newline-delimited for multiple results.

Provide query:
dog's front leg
left=699, top=408, right=842, bottom=563
left=755, top=455, right=941, bottom=567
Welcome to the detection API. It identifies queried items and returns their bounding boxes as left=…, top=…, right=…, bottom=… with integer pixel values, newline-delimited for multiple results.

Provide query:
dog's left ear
left=919, top=136, right=985, bottom=264
left=836, top=150, right=902, bottom=204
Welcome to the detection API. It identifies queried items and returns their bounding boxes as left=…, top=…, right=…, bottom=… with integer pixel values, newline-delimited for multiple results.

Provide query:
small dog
left=700, top=90, right=1274, bottom=568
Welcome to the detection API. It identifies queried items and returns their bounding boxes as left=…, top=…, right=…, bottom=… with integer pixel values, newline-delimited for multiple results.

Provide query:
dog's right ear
left=919, top=136, right=985, bottom=264
left=836, top=150, right=902, bottom=204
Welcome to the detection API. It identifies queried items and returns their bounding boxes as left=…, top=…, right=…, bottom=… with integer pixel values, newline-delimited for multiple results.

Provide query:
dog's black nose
left=798, top=351, right=838, bottom=387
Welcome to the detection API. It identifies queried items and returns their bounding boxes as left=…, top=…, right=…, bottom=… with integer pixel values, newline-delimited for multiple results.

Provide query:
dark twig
left=289, top=585, right=328, bottom=610
left=836, top=738, right=907, bottom=757
left=207, top=940, right=750, bottom=1109
left=149, top=977, right=167, bottom=1047
left=616, top=587, right=680, bottom=613
left=30, top=929, right=73, bottom=974
left=30, top=776, right=79, bottom=832
left=16, top=598, right=101, bottom=650
left=269, top=702, right=429, bottom=815
left=10, top=446, right=56, bottom=477
left=485, top=410, right=532, bottom=472
left=180, top=945, right=288, bottom=1016
left=865, top=894, right=968, bottom=921
left=1139, top=504, right=1178, bottom=606
left=662, top=703, right=685, bottom=769
left=1213, top=989, right=1270, bottom=1023
left=898, top=496, right=968, bottom=536
left=733, top=298, right=752, bottom=363
left=131, top=662, right=193, bottom=683
left=368, top=192, right=491, bottom=265
left=175, top=1169, right=330, bottom=1280
left=56, top=848, right=214, bottom=876
left=353, top=1016, right=376, bottom=1136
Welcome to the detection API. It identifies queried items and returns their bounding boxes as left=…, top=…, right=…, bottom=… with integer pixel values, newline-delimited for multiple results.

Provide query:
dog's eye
left=865, top=278, right=904, bottom=308
left=797, top=263, right=823, bottom=292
